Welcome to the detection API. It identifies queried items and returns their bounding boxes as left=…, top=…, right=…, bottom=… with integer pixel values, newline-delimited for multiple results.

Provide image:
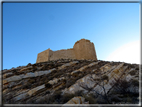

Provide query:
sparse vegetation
left=135, top=66, right=139, bottom=70
left=129, top=70, right=137, bottom=75
left=111, top=78, right=132, bottom=94
left=28, top=79, right=35, bottom=84
left=45, top=83, right=52, bottom=88
left=74, top=90, right=84, bottom=96
left=131, top=79, right=139, bottom=86
left=109, top=77, right=139, bottom=104
left=77, top=72, right=139, bottom=104
left=66, top=78, right=76, bottom=88
left=102, top=75, right=109, bottom=80
left=22, top=82, right=31, bottom=89
left=78, top=74, right=111, bottom=104
left=83, top=93, right=97, bottom=104
left=3, top=59, right=139, bottom=104
left=60, top=92, right=75, bottom=103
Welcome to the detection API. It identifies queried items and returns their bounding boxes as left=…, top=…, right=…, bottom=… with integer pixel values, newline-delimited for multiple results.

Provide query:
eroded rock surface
left=2, top=59, right=140, bottom=104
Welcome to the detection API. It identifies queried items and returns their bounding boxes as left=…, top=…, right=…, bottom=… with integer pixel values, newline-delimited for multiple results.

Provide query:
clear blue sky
left=2, top=3, right=140, bottom=70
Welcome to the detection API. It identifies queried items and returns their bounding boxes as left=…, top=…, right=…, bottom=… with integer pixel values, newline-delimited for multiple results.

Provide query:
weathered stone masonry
left=36, top=39, right=97, bottom=63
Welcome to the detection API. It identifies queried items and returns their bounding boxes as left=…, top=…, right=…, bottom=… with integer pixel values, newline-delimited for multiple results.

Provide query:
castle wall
left=36, top=48, right=53, bottom=63
left=49, top=49, right=75, bottom=61
left=36, top=39, right=97, bottom=63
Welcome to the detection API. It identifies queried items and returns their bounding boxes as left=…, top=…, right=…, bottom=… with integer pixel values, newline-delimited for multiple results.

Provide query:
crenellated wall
left=36, top=39, right=97, bottom=63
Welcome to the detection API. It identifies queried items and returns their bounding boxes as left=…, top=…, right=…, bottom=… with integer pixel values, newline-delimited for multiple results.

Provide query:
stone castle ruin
left=36, top=39, right=97, bottom=63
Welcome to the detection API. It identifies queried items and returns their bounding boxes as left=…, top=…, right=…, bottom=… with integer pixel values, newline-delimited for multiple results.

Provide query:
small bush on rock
left=102, top=75, right=108, bottom=80
left=131, top=79, right=139, bottom=86
left=129, top=70, right=137, bottom=75
left=60, top=93, right=75, bottom=103
left=83, top=94, right=96, bottom=104
left=45, top=83, right=52, bottom=88
left=66, top=78, right=76, bottom=88
left=74, top=90, right=84, bottom=96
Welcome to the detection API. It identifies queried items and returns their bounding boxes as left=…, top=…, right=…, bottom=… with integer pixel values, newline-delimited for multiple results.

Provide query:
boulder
left=3, top=74, right=24, bottom=84
left=27, top=84, right=45, bottom=96
left=3, top=72, right=13, bottom=79
left=58, top=61, right=79, bottom=70
left=62, top=96, right=90, bottom=106
left=13, top=93, right=28, bottom=101
left=71, top=61, right=99, bottom=75
left=19, top=66, right=33, bottom=72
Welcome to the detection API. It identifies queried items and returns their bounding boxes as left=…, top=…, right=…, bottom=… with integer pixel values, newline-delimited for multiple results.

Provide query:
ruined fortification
left=36, top=39, right=97, bottom=63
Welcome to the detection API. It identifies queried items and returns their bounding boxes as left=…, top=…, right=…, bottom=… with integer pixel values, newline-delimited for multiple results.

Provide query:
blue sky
left=2, top=2, right=140, bottom=70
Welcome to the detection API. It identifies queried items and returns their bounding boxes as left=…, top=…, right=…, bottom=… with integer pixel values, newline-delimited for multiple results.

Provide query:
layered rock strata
left=2, top=59, right=139, bottom=104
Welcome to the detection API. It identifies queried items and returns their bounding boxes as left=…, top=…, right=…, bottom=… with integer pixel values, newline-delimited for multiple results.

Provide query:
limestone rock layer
left=2, top=59, right=139, bottom=104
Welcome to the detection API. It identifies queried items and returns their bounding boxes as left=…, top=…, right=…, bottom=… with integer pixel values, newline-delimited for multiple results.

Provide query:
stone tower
left=36, top=48, right=53, bottom=63
left=73, top=39, right=97, bottom=60
left=36, top=39, right=97, bottom=63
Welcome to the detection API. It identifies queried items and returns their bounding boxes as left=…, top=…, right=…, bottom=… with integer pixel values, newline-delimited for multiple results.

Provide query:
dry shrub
left=28, top=79, right=35, bottom=84
left=111, top=78, right=132, bottom=94
left=38, top=90, right=63, bottom=104
left=45, top=83, right=52, bottom=88
left=60, top=92, right=75, bottom=103
left=135, top=66, right=139, bottom=70
left=83, top=95, right=96, bottom=104
left=129, top=70, right=137, bottom=75
left=95, top=96, right=108, bottom=104
left=66, top=78, right=76, bottom=88
left=51, top=90, right=62, bottom=103
left=83, top=93, right=98, bottom=104
left=22, top=82, right=31, bottom=89
left=110, top=77, right=139, bottom=104
left=74, top=90, right=84, bottom=96
left=131, top=79, right=139, bottom=86
left=53, top=71, right=63, bottom=78
left=109, top=95, right=122, bottom=103
left=102, top=75, right=108, bottom=80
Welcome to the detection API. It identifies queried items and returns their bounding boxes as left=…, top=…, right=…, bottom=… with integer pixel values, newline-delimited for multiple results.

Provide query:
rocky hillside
left=2, top=59, right=140, bottom=104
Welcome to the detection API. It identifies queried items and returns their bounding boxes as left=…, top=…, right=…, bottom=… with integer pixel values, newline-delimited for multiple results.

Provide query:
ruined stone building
left=36, top=39, right=97, bottom=63
left=3, top=39, right=139, bottom=104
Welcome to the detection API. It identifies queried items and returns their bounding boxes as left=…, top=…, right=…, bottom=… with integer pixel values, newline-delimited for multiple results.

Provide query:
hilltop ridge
left=2, top=59, right=140, bottom=104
